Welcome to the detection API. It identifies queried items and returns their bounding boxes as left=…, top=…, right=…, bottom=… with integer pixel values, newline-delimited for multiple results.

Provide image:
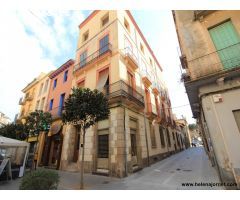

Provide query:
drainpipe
left=123, top=105, right=128, bottom=177
left=143, top=112, right=150, bottom=167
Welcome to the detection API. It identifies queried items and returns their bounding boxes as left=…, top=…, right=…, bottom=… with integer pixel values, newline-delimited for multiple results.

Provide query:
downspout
left=123, top=105, right=128, bottom=177
left=143, top=112, right=150, bottom=166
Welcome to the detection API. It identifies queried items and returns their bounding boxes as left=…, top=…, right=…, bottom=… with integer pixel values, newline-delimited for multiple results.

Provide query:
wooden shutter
left=209, top=21, right=240, bottom=69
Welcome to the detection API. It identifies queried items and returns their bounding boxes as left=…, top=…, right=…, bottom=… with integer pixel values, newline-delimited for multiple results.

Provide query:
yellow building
left=18, top=71, right=52, bottom=166
left=59, top=10, right=180, bottom=177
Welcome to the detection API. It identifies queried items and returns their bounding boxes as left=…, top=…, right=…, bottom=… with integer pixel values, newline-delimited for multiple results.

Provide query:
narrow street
left=0, top=147, right=223, bottom=190
left=92, top=147, right=223, bottom=190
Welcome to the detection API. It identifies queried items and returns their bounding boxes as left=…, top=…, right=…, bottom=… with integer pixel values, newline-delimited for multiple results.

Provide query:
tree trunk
left=34, top=133, right=40, bottom=170
left=80, top=127, right=86, bottom=189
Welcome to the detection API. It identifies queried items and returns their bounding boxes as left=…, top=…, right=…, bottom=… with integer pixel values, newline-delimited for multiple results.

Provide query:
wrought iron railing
left=124, top=47, right=138, bottom=65
left=101, top=80, right=144, bottom=106
left=186, top=42, right=240, bottom=81
left=75, top=43, right=112, bottom=71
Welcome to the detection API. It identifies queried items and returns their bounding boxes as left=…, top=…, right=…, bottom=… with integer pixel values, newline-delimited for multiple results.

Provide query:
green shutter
left=209, top=21, right=240, bottom=70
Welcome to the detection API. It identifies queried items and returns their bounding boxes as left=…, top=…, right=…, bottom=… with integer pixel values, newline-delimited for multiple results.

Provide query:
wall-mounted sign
left=213, top=94, right=223, bottom=103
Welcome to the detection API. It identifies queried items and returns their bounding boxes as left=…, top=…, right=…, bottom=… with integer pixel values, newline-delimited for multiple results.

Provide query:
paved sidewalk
left=0, top=147, right=224, bottom=190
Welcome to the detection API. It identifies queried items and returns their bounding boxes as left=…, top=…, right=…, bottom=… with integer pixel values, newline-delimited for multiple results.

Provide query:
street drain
left=176, top=168, right=181, bottom=171
left=102, top=181, right=109, bottom=184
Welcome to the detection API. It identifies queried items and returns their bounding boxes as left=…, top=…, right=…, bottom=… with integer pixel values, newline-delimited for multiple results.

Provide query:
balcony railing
left=123, top=47, right=138, bottom=70
left=101, top=80, right=144, bottom=107
left=75, top=43, right=112, bottom=72
left=185, top=42, right=240, bottom=81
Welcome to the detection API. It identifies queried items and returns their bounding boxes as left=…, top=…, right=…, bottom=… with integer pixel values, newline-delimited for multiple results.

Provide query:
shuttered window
left=80, top=51, right=87, bottom=67
left=99, top=35, right=109, bottom=55
left=209, top=20, right=240, bottom=69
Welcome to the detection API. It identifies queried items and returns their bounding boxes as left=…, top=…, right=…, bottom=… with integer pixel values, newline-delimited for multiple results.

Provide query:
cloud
left=0, top=10, right=85, bottom=121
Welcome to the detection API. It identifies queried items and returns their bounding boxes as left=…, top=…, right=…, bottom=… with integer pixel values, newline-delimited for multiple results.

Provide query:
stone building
left=173, top=10, right=240, bottom=188
left=58, top=10, right=180, bottom=177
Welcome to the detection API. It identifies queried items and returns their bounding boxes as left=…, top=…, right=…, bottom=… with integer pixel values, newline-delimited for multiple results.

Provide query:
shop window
left=98, top=129, right=109, bottom=158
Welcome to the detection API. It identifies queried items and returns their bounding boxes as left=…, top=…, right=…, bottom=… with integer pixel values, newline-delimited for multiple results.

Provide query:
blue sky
left=0, top=10, right=194, bottom=123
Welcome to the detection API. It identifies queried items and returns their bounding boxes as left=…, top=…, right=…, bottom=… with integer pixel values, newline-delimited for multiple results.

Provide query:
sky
left=0, top=10, right=195, bottom=124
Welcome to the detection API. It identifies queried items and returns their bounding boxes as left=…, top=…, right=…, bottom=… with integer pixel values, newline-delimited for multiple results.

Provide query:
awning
left=97, top=69, right=109, bottom=91
left=0, top=136, right=29, bottom=147
left=48, top=122, right=62, bottom=136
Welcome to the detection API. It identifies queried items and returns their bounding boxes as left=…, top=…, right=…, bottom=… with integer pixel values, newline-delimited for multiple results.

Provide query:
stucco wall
left=201, top=78, right=240, bottom=185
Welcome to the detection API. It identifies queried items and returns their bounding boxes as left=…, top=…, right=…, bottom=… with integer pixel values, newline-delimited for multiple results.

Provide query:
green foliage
left=19, top=169, right=59, bottom=190
left=25, top=110, right=52, bottom=137
left=62, top=87, right=110, bottom=129
left=188, top=123, right=197, bottom=131
left=0, top=123, right=28, bottom=140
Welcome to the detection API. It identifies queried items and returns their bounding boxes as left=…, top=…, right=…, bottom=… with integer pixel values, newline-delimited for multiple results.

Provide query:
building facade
left=17, top=72, right=52, bottom=166
left=173, top=10, right=240, bottom=188
left=58, top=10, right=182, bottom=177
left=40, top=59, right=75, bottom=169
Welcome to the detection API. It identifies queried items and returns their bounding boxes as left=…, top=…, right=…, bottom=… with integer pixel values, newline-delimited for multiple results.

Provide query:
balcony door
left=127, top=71, right=135, bottom=96
left=99, top=34, right=109, bottom=55
left=97, top=68, right=109, bottom=94
left=209, top=20, right=240, bottom=70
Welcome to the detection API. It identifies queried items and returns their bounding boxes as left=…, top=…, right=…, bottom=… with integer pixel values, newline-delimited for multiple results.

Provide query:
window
left=77, top=80, right=85, bottom=88
left=80, top=51, right=87, bottom=67
left=149, top=122, right=156, bottom=148
left=149, top=58, right=153, bottom=66
left=97, top=68, right=109, bottom=93
left=98, top=129, right=109, bottom=158
left=172, top=131, right=175, bottom=141
left=82, top=31, right=89, bottom=43
left=38, top=83, right=44, bottom=96
left=176, top=132, right=180, bottom=146
left=233, top=109, right=240, bottom=132
left=124, top=18, right=130, bottom=32
left=99, top=34, right=109, bottom=55
left=63, top=70, right=68, bottom=82
left=208, top=20, right=240, bottom=70
left=159, top=126, right=165, bottom=147
left=101, top=13, right=109, bottom=27
left=58, top=93, right=65, bottom=115
left=35, top=100, right=40, bottom=110
left=53, top=79, right=57, bottom=89
left=166, top=128, right=171, bottom=147
left=140, top=43, right=144, bottom=54
left=40, top=97, right=45, bottom=110
left=49, top=99, right=54, bottom=111
left=43, top=79, right=49, bottom=93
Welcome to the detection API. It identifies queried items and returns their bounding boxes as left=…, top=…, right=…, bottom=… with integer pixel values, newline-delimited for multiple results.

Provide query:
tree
left=25, top=110, right=52, bottom=169
left=62, top=87, right=110, bottom=189
left=0, top=123, right=28, bottom=141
